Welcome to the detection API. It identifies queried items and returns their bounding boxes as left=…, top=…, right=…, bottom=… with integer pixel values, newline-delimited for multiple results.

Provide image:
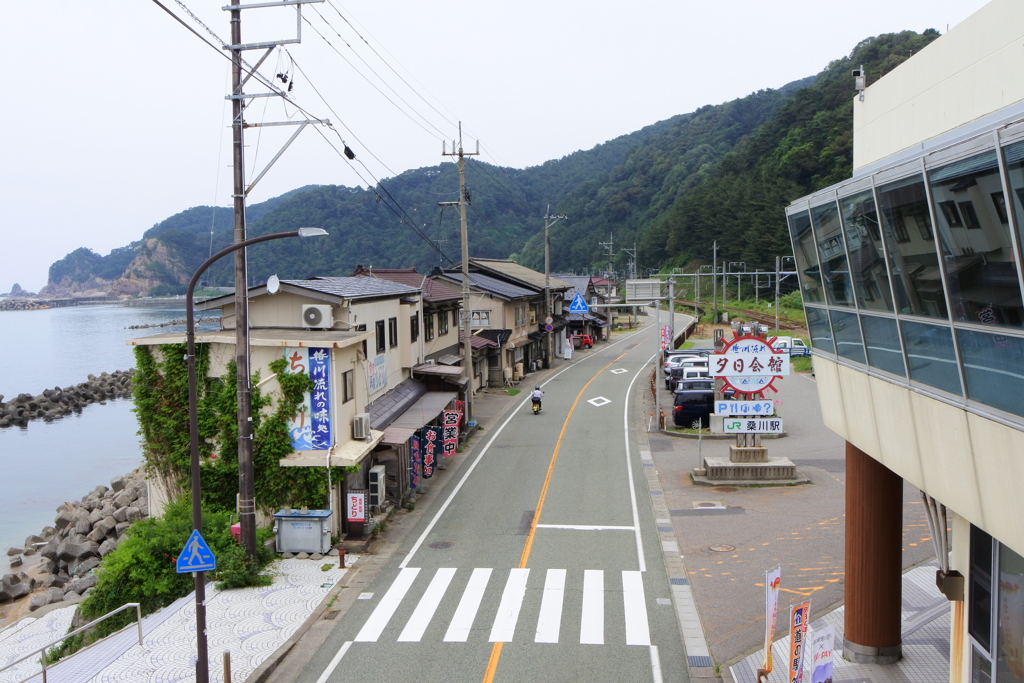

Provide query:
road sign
left=723, top=418, right=784, bottom=434
left=176, top=530, right=216, bottom=573
left=545, top=316, right=553, bottom=324
left=568, top=293, right=589, bottom=313
left=544, top=324, right=553, bottom=332
left=714, top=400, right=774, bottom=416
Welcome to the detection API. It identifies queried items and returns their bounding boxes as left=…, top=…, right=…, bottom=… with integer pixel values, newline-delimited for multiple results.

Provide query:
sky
left=1, top=0, right=992, bottom=293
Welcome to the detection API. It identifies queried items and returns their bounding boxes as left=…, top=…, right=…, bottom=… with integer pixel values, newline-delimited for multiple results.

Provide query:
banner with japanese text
left=420, top=426, right=440, bottom=478
left=284, top=347, right=332, bottom=450
left=761, top=566, right=782, bottom=675
left=409, top=434, right=421, bottom=490
left=788, top=600, right=812, bottom=683
left=810, top=624, right=834, bottom=683
left=442, top=410, right=460, bottom=458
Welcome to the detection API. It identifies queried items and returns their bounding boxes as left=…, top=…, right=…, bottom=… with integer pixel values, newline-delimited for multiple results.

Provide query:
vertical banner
left=760, top=566, right=782, bottom=676
left=442, top=410, right=460, bottom=458
left=660, top=325, right=670, bottom=350
left=285, top=348, right=333, bottom=450
left=421, top=426, right=440, bottom=478
left=346, top=491, right=366, bottom=523
left=810, top=624, right=834, bottom=683
left=455, top=400, right=466, bottom=424
left=788, top=601, right=812, bottom=683
left=409, top=434, right=421, bottom=490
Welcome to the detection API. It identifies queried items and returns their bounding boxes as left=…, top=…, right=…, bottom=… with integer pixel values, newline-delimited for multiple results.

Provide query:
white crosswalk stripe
left=357, top=567, right=651, bottom=646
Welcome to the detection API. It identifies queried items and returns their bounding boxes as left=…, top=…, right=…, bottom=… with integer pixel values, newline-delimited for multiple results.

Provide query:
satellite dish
left=267, top=274, right=280, bottom=294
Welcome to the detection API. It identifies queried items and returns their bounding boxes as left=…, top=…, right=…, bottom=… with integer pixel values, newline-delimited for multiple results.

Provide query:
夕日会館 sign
left=714, top=400, right=774, bottom=416
left=711, top=353, right=790, bottom=377
left=723, top=418, right=784, bottom=434
left=284, top=347, right=332, bottom=450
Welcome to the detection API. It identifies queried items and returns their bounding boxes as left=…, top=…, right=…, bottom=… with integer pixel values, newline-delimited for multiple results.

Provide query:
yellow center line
left=481, top=340, right=650, bottom=683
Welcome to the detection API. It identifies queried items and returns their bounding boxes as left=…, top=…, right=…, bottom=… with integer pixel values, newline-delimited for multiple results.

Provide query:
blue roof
left=442, top=272, right=536, bottom=299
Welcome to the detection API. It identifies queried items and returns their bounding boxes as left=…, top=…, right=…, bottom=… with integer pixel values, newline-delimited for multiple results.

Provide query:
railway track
left=673, top=300, right=804, bottom=331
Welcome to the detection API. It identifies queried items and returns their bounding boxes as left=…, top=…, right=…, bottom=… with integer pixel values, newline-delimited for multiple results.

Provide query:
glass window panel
left=841, top=190, right=895, bottom=312
left=787, top=210, right=825, bottom=304
left=860, top=315, right=906, bottom=377
left=930, top=151, right=1024, bottom=327
left=957, top=328, right=1024, bottom=418
left=829, top=309, right=866, bottom=363
left=996, top=543, right=1024, bottom=683
left=806, top=306, right=834, bottom=354
left=972, top=525, right=994, bottom=653
left=812, top=201, right=855, bottom=306
left=899, top=319, right=962, bottom=395
left=877, top=175, right=948, bottom=319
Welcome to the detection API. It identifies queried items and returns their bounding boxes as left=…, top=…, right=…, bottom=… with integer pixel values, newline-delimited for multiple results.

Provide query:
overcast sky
left=1, top=0, right=991, bottom=293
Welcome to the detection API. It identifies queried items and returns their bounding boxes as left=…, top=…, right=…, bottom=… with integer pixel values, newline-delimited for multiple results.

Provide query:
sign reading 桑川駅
left=368, top=354, right=388, bottom=395
left=346, top=490, right=367, bottom=522
left=714, top=400, right=774, bottom=416
left=711, top=353, right=790, bottom=377
left=723, top=418, right=784, bottom=434
left=284, top=347, right=332, bottom=450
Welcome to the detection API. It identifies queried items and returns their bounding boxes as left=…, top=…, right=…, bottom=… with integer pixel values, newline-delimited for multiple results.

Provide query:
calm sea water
left=0, top=303, right=220, bottom=574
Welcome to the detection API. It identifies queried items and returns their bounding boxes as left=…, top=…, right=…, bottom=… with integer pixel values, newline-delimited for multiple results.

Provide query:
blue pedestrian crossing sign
left=568, top=293, right=589, bottom=314
left=176, top=530, right=216, bottom=573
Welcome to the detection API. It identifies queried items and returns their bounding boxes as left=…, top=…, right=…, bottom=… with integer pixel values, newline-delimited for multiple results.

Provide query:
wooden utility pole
left=442, top=125, right=479, bottom=421
left=543, top=208, right=567, bottom=368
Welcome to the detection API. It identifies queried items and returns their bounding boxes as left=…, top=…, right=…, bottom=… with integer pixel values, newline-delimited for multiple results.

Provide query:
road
left=272, top=318, right=695, bottom=683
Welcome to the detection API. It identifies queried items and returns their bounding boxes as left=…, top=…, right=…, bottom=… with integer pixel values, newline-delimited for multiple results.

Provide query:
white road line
left=535, top=524, right=636, bottom=531
left=489, top=568, right=530, bottom=642
left=314, top=640, right=352, bottom=683
left=354, top=567, right=420, bottom=642
left=534, top=568, right=566, bottom=644
left=623, top=353, right=655, bottom=573
left=444, top=568, right=492, bottom=642
left=622, top=570, right=651, bottom=646
left=397, top=567, right=456, bottom=642
left=649, top=645, right=664, bottom=683
left=580, top=569, right=605, bottom=645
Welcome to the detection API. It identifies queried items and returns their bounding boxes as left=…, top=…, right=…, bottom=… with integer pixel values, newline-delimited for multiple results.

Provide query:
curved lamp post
left=184, top=227, right=326, bottom=683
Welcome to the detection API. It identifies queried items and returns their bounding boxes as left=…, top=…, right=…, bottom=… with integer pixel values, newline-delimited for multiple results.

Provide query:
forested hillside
left=43, top=30, right=938, bottom=296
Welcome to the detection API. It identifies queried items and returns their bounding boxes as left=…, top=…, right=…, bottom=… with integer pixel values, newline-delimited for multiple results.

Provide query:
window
left=840, top=190, right=894, bottom=312
left=459, top=310, right=491, bottom=328
left=968, top=526, right=1024, bottom=683
left=991, top=192, right=1008, bottom=223
left=899, top=319, right=962, bottom=396
left=388, top=317, right=398, bottom=348
left=438, top=310, right=449, bottom=335
left=424, top=313, right=434, bottom=341
left=959, top=201, right=981, bottom=229
left=514, top=305, right=526, bottom=327
left=375, top=320, right=385, bottom=353
left=787, top=211, right=825, bottom=304
left=342, top=370, right=354, bottom=403
left=812, top=202, right=854, bottom=307
left=940, top=200, right=964, bottom=228
left=410, top=315, right=419, bottom=343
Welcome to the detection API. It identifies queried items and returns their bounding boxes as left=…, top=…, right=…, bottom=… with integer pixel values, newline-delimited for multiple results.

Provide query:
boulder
left=23, top=547, right=35, bottom=557
left=98, top=538, right=118, bottom=556
left=45, top=574, right=67, bottom=589
left=40, top=526, right=56, bottom=539
left=54, top=506, right=74, bottom=530
left=110, top=475, right=127, bottom=493
left=24, top=534, right=44, bottom=547
left=8, top=555, right=22, bottom=568
left=66, top=574, right=98, bottom=595
left=28, top=594, right=48, bottom=611
left=63, top=590, right=81, bottom=601
left=46, top=587, right=65, bottom=605
left=74, top=558, right=100, bottom=577
left=88, top=507, right=104, bottom=524
left=113, top=491, right=134, bottom=509
left=114, top=521, right=131, bottom=537
left=125, top=507, right=144, bottom=521
left=6, top=547, right=23, bottom=556
left=113, top=507, right=129, bottom=523
left=40, top=538, right=60, bottom=562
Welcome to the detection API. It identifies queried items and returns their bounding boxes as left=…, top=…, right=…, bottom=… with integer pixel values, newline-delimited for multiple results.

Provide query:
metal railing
left=0, top=602, right=142, bottom=683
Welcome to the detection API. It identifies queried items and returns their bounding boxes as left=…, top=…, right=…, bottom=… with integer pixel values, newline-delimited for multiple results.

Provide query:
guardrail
left=0, top=602, right=142, bottom=683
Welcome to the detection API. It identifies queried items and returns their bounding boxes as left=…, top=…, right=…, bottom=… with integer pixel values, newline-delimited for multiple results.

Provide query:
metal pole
left=544, top=211, right=551, bottom=368
left=223, top=650, right=232, bottom=683
left=654, top=299, right=661, bottom=430
left=712, top=241, right=718, bottom=325
left=775, top=256, right=781, bottom=333
left=458, top=143, right=473, bottom=422
left=668, top=278, right=675, bottom=350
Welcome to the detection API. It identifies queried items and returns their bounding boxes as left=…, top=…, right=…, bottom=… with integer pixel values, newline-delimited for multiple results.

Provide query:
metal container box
left=273, top=509, right=333, bottom=554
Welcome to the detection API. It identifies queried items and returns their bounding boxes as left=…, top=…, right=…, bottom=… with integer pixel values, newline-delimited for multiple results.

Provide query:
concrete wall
left=813, top=356, right=1024, bottom=558
left=853, top=0, right=1024, bottom=170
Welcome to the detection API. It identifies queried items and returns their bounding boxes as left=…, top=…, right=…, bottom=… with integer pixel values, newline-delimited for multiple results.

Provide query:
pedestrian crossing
left=354, top=567, right=651, bottom=646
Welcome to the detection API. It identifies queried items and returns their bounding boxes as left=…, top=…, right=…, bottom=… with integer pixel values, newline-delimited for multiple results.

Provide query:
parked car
left=673, top=381, right=733, bottom=429
left=570, top=333, right=594, bottom=349
left=663, top=350, right=707, bottom=373
left=665, top=364, right=710, bottom=390
left=772, top=336, right=811, bottom=357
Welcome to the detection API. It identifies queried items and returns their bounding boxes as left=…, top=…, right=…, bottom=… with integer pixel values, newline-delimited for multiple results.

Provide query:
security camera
left=851, top=69, right=862, bottom=78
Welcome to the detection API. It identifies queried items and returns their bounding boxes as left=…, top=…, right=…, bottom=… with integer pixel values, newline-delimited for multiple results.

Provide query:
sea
left=0, top=302, right=220, bottom=575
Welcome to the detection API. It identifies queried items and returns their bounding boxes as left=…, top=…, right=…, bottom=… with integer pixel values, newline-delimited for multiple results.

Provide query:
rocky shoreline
left=0, top=369, right=134, bottom=428
left=0, top=468, right=149, bottom=623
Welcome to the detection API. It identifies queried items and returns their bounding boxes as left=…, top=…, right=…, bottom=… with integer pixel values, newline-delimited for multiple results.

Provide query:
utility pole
left=599, top=234, right=614, bottom=280
left=543, top=207, right=567, bottom=369
left=621, top=243, right=638, bottom=282
left=775, top=256, right=781, bottom=333
left=668, top=277, right=675, bottom=350
left=442, top=124, right=479, bottom=421
left=712, top=240, right=718, bottom=325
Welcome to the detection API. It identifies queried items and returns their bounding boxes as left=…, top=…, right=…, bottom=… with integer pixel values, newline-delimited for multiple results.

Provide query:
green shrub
left=779, top=290, right=804, bottom=310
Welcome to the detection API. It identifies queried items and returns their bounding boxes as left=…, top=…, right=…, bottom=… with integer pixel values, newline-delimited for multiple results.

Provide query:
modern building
left=785, top=2, right=1024, bottom=679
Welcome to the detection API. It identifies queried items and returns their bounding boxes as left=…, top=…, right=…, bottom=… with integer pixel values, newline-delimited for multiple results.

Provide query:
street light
left=185, top=227, right=326, bottom=683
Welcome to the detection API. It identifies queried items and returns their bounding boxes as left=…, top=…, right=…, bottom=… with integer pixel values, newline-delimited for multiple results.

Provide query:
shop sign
left=346, top=491, right=367, bottom=522
left=442, top=410, right=460, bottom=458
left=723, top=418, right=783, bottom=434
left=284, top=347, right=332, bottom=450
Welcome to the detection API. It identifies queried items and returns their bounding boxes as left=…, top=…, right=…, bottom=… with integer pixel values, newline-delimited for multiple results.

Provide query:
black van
left=672, top=381, right=732, bottom=429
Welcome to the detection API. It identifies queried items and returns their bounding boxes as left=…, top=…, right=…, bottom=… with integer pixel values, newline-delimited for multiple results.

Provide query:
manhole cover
left=712, top=486, right=739, bottom=493
left=429, top=541, right=454, bottom=549
left=692, top=501, right=725, bottom=509
left=709, top=544, right=736, bottom=552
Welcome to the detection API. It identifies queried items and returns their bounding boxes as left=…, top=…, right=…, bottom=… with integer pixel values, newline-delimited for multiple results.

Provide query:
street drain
left=712, top=486, right=739, bottom=493
left=692, top=501, right=725, bottom=509
left=709, top=544, right=736, bottom=552
left=429, top=541, right=454, bottom=549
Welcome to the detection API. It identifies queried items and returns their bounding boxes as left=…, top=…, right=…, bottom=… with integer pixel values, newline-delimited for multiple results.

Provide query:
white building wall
left=853, top=0, right=1024, bottom=170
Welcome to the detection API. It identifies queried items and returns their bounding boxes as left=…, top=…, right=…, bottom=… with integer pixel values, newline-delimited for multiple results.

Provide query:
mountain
left=42, top=30, right=938, bottom=296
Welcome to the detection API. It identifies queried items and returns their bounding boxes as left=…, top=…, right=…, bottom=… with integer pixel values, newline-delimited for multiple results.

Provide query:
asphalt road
left=272, top=321, right=694, bottom=683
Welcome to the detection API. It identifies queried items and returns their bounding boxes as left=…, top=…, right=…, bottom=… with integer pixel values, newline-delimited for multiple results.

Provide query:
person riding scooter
left=531, top=386, right=543, bottom=414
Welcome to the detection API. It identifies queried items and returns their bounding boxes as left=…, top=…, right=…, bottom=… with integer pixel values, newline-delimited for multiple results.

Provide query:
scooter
left=532, top=399, right=542, bottom=415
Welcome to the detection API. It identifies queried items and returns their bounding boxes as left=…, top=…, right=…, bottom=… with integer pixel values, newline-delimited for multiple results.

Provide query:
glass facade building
left=787, top=126, right=1024, bottom=425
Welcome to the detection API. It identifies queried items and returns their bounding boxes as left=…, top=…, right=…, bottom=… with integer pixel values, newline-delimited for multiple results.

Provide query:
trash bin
left=273, top=509, right=333, bottom=554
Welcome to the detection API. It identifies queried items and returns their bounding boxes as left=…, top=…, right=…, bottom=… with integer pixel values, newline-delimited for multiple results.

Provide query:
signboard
left=442, top=410, right=460, bottom=458
left=409, top=435, right=420, bottom=490
left=368, top=353, right=388, bottom=395
left=346, top=491, right=367, bottom=523
left=660, top=325, right=670, bottom=350
left=723, top=418, right=784, bottom=434
left=284, top=347, right=333, bottom=450
left=788, top=601, right=812, bottom=683
left=176, top=530, right=216, bottom=573
left=568, top=293, right=589, bottom=313
left=624, top=279, right=661, bottom=302
left=711, top=353, right=790, bottom=377
left=761, top=566, right=782, bottom=676
left=545, top=316, right=553, bottom=325
left=810, top=624, right=834, bottom=683
left=421, top=426, right=440, bottom=478
left=715, top=400, right=774, bottom=416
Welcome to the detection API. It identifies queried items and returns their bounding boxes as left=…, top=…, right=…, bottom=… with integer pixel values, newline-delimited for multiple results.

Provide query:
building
left=552, top=274, right=610, bottom=341
left=784, top=3, right=1024, bottom=678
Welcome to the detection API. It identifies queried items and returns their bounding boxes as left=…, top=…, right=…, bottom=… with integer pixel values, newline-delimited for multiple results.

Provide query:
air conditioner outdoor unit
left=352, top=413, right=370, bottom=440
left=424, top=359, right=436, bottom=365
left=368, top=464, right=386, bottom=509
left=301, top=304, right=333, bottom=328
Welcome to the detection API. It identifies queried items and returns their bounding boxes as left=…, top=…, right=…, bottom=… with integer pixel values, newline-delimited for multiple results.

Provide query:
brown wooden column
left=844, top=441, right=903, bottom=664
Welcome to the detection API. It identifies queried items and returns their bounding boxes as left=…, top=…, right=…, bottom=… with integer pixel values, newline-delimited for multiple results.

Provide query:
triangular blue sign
left=176, top=530, right=217, bottom=573
left=568, top=293, right=589, bottom=313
